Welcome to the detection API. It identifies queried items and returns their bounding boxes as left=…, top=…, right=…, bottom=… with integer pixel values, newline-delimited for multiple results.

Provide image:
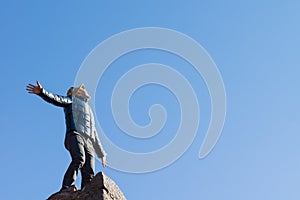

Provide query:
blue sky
left=1, top=1, right=300, bottom=199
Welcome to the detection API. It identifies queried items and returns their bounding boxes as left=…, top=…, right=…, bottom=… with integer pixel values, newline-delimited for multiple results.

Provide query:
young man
left=26, top=81, right=107, bottom=190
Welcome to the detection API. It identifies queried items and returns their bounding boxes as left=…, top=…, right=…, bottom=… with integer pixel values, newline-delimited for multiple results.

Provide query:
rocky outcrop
left=47, top=172, right=126, bottom=200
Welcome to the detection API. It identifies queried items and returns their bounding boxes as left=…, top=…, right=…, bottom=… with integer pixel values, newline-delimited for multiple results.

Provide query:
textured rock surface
left=47, top=172, right=126, bottom=200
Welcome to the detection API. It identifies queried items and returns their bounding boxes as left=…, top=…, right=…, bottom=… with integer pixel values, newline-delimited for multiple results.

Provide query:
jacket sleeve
left=89, top=107, right=107, bottom=158
left=94, top=130, right=107, bottom=159
left=38, top=88, right=72, bottom=107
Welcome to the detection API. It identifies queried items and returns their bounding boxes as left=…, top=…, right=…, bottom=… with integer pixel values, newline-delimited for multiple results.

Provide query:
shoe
left=59, top=185, right=78, bottom=192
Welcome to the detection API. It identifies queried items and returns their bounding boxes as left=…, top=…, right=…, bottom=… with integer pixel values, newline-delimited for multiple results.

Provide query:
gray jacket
left=38, top=88, right=106, bottom=158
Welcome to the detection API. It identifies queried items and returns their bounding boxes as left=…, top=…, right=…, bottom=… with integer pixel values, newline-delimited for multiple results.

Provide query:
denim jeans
left=62, top=131, right=95, bottom=190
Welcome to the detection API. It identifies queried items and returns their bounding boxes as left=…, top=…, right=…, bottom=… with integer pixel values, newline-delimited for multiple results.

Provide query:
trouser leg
left=81, top=141, right=95, bottom=189
left=62, top=133, right=85, bottom=189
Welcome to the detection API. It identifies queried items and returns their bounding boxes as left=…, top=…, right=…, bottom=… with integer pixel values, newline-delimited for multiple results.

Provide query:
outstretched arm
left=26, top=80, right=72, bottom=107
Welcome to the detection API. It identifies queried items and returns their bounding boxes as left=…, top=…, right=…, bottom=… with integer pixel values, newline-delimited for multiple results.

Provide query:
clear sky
left=1, top=1, right=300, bottom=199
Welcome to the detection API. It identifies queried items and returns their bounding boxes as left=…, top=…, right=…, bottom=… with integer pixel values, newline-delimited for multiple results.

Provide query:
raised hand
left=26, top=80, right=42, bottom=95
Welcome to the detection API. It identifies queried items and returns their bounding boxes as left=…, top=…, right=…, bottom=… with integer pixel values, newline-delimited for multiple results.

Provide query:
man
left=26, top=81, right=107, bottom=191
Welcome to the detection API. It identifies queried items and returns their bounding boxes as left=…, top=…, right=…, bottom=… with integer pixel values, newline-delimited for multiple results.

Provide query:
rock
left=47, top=172, right=126, bottom=200
left=47, top=186, right=79, bottom=200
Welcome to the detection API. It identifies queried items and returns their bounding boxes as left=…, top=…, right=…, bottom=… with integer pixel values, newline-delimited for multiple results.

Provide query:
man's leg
left=62, top=133, right=85, bottom=190
left=80, top=141, right=95, bottom=189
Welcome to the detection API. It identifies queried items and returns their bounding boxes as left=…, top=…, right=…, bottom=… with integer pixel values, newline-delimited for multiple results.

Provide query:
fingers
left=26, top=86, right=34, bottom=94
left=26, top=89, right=34, bottom=94
left=26, top=85, right=33, bottom=91
left=36, top=80, right=41, bottom=88
left=26, top=84, right=35, bottom=89
left=26, top=84, right=35, bottom=91
left=102, top=157, right=107, bottom=167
